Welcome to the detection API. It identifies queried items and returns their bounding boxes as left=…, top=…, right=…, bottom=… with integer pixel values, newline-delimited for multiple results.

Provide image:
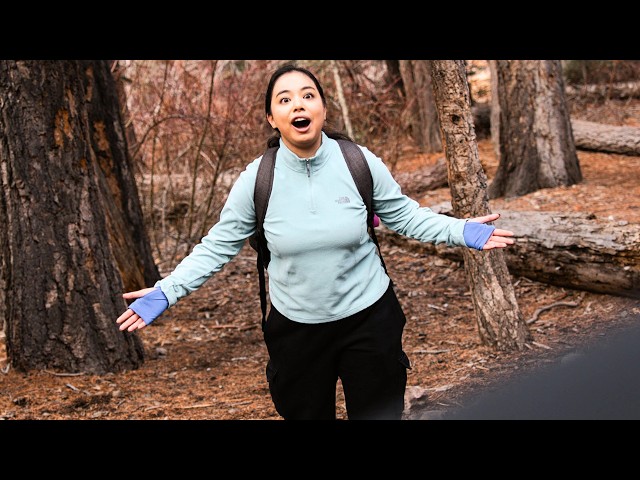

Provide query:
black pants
left=262, top=284, right=411, bottom=420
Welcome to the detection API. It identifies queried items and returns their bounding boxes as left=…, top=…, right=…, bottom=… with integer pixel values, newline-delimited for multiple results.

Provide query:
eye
left=279, top=97, right=290, bottom=104
left=303, top=93, right=314, bottom=100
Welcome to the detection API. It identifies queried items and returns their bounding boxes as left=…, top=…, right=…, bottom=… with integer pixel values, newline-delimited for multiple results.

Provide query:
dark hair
left=265, top=63, right=352, bottom=148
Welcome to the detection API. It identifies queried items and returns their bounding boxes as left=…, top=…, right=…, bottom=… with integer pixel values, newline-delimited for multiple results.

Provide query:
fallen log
left=393, top=157, right=448, bottom=198
left=566, top=81, right=640, bottom=100
left=571, top=119, right=640, bottom=156
left=378, top=203, right=640, bottom=299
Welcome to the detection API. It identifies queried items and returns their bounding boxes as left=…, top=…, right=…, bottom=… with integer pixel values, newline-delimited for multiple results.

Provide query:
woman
left=116, top=63, right=515, bottom=420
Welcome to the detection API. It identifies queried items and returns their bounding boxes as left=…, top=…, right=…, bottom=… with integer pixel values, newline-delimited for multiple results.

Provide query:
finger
left=493, top=228, right=514, bottom=237
left=116, top=309, right=135, bottom=324
left=491, top=235, right=515, bottom=244
left=122, top=287, right=156, bottom=301
left=128, top=318, right=147, bottom=332
left=470, top=213, right=500, bottom=224
left=119, top=312, right=141, bottom=331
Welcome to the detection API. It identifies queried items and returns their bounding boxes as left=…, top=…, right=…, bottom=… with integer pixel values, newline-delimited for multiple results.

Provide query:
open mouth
left=292, top=118, right=311, bottom=129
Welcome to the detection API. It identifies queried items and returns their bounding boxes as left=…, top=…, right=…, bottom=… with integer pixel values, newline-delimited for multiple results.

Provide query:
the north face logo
left=335, top=196, right=350, bottom=204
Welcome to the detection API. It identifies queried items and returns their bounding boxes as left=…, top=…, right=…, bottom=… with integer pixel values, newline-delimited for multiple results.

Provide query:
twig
left=43, top=369, right=85, bottom=377
left=144, top=405, right=165, bottom=412
left=412, top=349, right=451, bottom=354
left=175, top=403, right=217, bottom=410
left=208, top=323, right=257, bottom=330
left=531, top=341, right=552, bottom=350
left=65, top=383, right=79, bottom=392
left=526, top=301, right=580, bottom=325
left=1, top=363, right=10, bottom=374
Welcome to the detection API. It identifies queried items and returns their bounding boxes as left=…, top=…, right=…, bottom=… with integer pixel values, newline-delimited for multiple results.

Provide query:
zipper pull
left=305, top=159, right=311, bottom=177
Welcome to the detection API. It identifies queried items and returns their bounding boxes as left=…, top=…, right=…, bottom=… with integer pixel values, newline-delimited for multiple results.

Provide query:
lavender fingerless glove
left=463, top=221, right=496, bottom=250
left=128, top=287, right=169, bottom=325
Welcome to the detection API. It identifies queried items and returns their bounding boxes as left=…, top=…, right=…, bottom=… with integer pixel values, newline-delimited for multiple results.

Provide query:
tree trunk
left=0, top=60, right=145, bottom=373
left=489, top=60, right=501, bottom=161
left=331, top=60, right=354, bottom=140
left=571, top=119, right=640, bottom=155
left=380, top=205, right=640, bottom=299
left=384, top=60, right=404, bottom=96
left=489, top=60, right=582, bottom=199
left=399, top=60, right=442, bottom=153
left=429, top=60, right=530, bottom=351
left=84, top=60, right=160, bottom=291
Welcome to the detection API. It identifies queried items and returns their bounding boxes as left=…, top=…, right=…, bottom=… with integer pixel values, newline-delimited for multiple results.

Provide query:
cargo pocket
left=397, top=350, right=411, bottom=396
left=399, top=350, right=412, bottom=370
left=265, top=359, right=284, bottom=417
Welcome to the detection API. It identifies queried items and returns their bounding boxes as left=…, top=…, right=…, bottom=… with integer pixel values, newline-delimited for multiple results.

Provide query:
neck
left=281, top=136, right=322, bottom=159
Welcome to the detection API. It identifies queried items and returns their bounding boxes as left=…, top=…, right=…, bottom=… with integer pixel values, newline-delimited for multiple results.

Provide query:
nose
left=292, top=95, right=304, bottom=109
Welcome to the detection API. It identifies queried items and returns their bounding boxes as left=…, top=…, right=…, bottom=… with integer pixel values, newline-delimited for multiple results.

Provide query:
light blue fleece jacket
left=154, top=132, right=473, bottom=324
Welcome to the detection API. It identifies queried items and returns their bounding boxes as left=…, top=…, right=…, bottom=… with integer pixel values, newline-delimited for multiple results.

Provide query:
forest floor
left=1, top=96, right=639, bottom=421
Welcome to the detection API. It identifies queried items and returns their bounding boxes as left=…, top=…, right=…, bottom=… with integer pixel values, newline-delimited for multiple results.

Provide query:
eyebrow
left=275, top=85, right=316, bottom=97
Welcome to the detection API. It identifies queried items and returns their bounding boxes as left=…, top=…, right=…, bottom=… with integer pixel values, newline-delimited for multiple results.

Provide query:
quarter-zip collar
left=278, top=131, right=331, bottom=174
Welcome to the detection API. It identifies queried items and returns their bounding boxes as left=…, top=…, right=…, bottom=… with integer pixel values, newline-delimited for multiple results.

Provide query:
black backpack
left=249, top=138, right=389, bottom=325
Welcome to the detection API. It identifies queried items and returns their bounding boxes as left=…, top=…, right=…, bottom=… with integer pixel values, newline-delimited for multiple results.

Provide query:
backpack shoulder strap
left=253, top=146, right=278, bottom=328
left=254, top=146, right=278, bottom=249
left=336, top=139, right=390, bottom=277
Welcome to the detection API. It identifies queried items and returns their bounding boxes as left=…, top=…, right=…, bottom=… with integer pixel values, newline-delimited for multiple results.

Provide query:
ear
left=266, top=114, right=276, bottom=130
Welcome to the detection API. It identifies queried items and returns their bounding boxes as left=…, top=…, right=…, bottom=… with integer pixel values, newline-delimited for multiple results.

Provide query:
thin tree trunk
left=489, top=60, right=501, bottom=161
left=489, top=60, right=582, bottom=199
left=429, top=60, right=530, bottom=351
left=0, top=60, right=145, bottom=373
left=331, top=60, right=354, bottom=139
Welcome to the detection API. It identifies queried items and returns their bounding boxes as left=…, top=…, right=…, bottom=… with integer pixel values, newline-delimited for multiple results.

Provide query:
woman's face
left=267, top=70, right=326, bottom=159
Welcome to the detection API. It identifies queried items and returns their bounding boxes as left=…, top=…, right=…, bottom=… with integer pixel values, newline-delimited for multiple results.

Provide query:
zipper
left=304, top=158, right=315, bottom=212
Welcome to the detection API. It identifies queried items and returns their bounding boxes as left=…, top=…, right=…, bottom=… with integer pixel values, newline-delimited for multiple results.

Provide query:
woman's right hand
left=116, top=287, right=157, bottom=332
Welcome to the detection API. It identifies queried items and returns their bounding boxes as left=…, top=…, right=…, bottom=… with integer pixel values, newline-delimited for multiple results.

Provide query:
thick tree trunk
left=429, top=60, right=530, bottom=351
left=84, top=60, right=160, bottom=291
left=0, top=60, right=145, bottom=373
left=380, top=205, right=640, bottom=299
left=399, top=60, right=442, bottom=153
left=571, top=119, right=640, bottom=156
left=489, top=60, right=582, bottom=199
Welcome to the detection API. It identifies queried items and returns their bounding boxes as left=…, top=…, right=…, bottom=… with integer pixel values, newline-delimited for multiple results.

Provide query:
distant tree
left=384, top=60, right=404, bottom=95
left=0, top=60, right=151, bottom=373
left=489, top=60, right=582, bottom=198
left=399, top=60, right=442, bottom=153
left=429, top=60, right=530, bottom=351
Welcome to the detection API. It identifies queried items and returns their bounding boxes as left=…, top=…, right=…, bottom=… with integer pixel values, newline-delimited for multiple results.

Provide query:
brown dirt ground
left=1, top=97, right=639, bottom=421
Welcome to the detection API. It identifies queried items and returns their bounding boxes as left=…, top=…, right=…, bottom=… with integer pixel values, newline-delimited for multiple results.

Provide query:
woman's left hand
left=468, top=213, right=515, bottom=250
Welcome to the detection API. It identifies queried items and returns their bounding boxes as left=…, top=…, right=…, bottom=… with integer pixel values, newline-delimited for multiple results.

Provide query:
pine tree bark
left=399, top=60, right=442, bottom=153
left=0, top=60, right=145, bottom=373
left=84, top=60, right=160, bottom=291
left=429, top=60, right=531, bottom=351
left=489, top=60, right=582, bottom=199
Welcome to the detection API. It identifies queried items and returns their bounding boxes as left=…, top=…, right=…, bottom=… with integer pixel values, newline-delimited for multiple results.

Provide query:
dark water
left=443, top=317, right=640, bottom=420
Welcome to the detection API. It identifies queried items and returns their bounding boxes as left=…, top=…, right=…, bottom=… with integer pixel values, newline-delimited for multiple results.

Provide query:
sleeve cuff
left=128, top=287, right=170, bottom=325
left=463, top=221, right=495, bottom=250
